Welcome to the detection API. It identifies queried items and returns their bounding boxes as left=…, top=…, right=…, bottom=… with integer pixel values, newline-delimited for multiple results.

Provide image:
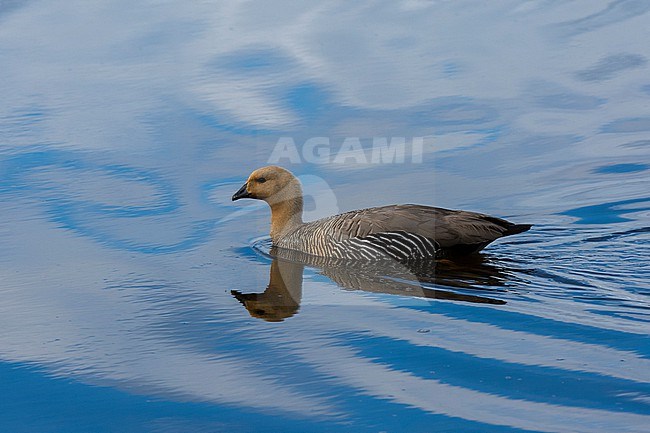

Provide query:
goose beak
left=232, top=182, right=252, bottom=201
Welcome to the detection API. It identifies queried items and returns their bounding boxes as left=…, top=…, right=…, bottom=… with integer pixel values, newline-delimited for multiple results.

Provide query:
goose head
left=232, top=166, right=304, bottom=241
left=232, top=165, right=302, bottom=205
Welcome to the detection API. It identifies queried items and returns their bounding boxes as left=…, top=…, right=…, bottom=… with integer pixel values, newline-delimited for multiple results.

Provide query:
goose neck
left=270, top=197, right=303, bottom=242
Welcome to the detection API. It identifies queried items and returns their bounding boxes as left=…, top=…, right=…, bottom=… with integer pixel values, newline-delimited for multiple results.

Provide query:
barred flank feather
left=276, top=205, right=528, bottom=261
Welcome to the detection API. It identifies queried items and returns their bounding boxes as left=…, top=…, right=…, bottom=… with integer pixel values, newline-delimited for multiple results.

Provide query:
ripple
left=551, top=0, right=650, bottom=39
left=575, top=53, right=647, bottom=81
left=602, top=117, right=650, bottom=133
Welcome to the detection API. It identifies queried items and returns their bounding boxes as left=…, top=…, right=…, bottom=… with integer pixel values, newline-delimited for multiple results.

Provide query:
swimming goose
left=232, top=166, right=531, bottom=260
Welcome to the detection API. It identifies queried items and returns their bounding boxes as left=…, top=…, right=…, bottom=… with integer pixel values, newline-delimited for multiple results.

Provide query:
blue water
left=1, top=1, right=649, bottom=432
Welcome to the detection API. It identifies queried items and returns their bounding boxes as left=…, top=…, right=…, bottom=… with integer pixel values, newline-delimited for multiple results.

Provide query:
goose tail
left=503, top=224, right=532, bottom=237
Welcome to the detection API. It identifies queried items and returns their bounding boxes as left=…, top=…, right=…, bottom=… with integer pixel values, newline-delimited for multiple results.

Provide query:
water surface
left=1, top=1, right=649, bottom=432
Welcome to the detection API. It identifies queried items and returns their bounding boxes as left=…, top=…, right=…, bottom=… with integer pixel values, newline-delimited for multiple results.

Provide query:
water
left=1, top=1, right=649, bottom=432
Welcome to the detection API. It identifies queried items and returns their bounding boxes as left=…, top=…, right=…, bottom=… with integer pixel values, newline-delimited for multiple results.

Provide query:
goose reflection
left=232, top=247, right=512, bottom=322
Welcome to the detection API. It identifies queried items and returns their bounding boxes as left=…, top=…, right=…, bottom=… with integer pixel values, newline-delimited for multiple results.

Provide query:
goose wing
left=330, top=204, right=529, bottom=249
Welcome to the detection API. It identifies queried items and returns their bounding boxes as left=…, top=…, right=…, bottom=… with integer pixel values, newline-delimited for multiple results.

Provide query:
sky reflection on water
left=1, top=1, right=649, bottom=432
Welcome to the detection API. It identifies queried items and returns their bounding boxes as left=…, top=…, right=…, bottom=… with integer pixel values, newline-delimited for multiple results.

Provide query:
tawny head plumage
left=232, top=165, right=302, bottom=204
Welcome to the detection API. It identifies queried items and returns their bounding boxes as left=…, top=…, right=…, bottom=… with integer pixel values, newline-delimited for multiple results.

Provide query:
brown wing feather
left=329, top=204, right=524, bottom=249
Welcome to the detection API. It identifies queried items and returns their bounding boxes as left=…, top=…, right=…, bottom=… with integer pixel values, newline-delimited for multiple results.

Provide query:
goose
left=232, top=166, right=531, bottom=261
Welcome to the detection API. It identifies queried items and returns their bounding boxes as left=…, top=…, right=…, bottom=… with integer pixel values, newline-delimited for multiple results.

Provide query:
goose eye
left=257, top=177, right=267, bottom=183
